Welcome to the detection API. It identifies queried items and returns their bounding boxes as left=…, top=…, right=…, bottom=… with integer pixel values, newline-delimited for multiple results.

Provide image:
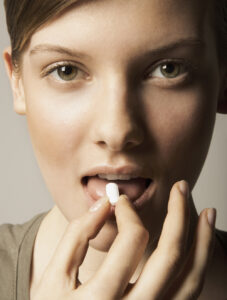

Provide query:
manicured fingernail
left=178, top=180, right=189, bottom=198
left=89, top=197, right=109, bottom=212
left=207, top=208, right=216, bottom=228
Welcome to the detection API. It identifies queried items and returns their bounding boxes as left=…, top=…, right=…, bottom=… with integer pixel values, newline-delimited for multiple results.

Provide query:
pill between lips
left=105, top=183, right=119, bottom=205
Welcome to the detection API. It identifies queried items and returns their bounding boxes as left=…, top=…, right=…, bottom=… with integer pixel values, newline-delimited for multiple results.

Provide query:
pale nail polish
left=106, top=183, right=119, bottom=205
left=89, top=197, right=108, bottom=212
left=207, top=208, right=216, bottom=228
left=178, top=180, right=189, bottom=198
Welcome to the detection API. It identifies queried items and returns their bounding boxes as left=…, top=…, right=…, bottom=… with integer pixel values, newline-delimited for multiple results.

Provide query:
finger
left=43, top=196, right=111, bottom=289
left=166, top=208, right=216, bottom=300
left=89, top=195, right=149, bottom=299
left=125, top=180, right=190, bottom=300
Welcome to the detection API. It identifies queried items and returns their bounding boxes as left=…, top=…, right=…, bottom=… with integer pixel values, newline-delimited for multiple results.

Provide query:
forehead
left=28, top=0, right=214, bottom=61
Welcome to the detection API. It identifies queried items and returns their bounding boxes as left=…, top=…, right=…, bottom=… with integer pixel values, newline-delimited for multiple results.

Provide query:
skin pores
left=12, top=0, right=222, bottom=251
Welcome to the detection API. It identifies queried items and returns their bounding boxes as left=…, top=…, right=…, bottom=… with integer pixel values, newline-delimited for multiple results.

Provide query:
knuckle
left=67, top=219, right=87, bottom=241
left=171, top=247, right=183, bottom=263
left=142, top=227, right=150, bottom=244
left=128, top=224, right=149, bottom=245
left=183, top=287, right=202, bottom=300
left=68, top=219, right=81, bottom=231
left=36, top=270, right=63, bottom=295
left=69, top=218, right=88, bottom=233
left=163, top=247, right=183, bottom=271
left=186, top=274, right=204, bottom=298
left=78, top=283, right=111, bottom=300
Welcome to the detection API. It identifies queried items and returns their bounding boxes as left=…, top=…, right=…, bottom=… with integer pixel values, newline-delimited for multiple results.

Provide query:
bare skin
left=3, top=0, right=227, bottom=298
left=29, top=189, right=227, bottom=299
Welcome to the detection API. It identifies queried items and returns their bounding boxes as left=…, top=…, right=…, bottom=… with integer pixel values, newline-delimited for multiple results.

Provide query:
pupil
left=62, top=66, right=73, bottom=75
left=162, top=63, right=175, bottom=74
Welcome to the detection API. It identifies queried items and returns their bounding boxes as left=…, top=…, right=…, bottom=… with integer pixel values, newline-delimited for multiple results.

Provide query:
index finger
left=89, top=195, right=149, bottom=298
left=43, top=196, right=111, bottom=286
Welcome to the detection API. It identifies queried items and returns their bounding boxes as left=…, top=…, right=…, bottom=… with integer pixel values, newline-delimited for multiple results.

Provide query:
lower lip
left=82, top=178, right=156, bottom=216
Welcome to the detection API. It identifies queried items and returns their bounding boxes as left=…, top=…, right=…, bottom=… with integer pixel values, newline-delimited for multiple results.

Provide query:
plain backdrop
left=0, top=2, right=227, bottom=230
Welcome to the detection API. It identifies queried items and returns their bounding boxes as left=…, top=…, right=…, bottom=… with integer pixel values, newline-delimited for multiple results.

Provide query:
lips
left=82, top=177, right=154, bottom=213
left=83, top=175, right=151, bottom=201
left=80, top=165, right=155, bottom=211
left=81, top=165, right=147, bottom=179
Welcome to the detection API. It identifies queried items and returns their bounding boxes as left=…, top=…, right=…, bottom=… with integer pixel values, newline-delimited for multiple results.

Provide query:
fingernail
left=178, top=180, right=189, bottom=198
left=207, top=208, right=216, bottom=228
left=89, top=197, right=109, bottom=212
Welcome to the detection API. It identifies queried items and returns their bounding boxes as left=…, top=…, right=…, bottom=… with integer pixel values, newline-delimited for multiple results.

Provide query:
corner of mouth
left=81, top=176, right=89, bottom=186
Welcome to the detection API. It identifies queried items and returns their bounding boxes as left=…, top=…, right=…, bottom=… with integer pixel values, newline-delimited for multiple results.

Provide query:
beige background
left=0, top=3, right=227, bottom=230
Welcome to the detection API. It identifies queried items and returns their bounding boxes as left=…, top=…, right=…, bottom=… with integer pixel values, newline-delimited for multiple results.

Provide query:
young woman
left=1, top=0, right=227, bottom=299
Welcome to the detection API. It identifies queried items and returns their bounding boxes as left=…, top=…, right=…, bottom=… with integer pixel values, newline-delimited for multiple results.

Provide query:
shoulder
left=0, top=212, right=48, bottom=300
left=0, top=213, right=47, bottom=251
left=215, top=228, right=227, bottom=254
left=198, top=228, right=227, bottom=299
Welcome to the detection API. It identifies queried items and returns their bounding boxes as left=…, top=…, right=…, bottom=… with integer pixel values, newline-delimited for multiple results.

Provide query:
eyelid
left=41, top=61, right=87, bottom=78
left=144, top=59, right=197, bottom=79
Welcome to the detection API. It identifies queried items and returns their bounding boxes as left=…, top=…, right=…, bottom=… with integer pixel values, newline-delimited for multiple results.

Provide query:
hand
left=32, top=193, right=149, bottom=300
left=32, top=180, right=216, bottom=300
left=123, top=181, right=216, bottom=300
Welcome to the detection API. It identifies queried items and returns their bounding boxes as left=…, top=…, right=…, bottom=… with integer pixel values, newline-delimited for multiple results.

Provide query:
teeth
left=98, top=174, right=138, bottom=180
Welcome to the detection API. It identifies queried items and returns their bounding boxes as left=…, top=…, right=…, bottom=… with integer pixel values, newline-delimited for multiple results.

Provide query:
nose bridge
left=91, top=73, right=144, bottom=152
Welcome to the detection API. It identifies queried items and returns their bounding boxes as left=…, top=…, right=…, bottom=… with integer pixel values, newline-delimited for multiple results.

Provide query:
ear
left=3, top=47, right=26, bottom=115
left=217, top=70, right=227, bottom=114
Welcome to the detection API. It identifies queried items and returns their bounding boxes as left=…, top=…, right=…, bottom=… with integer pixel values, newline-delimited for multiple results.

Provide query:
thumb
left=44, top=196, right=111, bottom=288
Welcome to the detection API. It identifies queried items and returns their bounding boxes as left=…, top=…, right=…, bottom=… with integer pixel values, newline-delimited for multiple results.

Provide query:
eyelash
left=144, top=59, right=196, bottom=81
left=42, top=59, right=196, bottom=83
left=41, top=62, right=88, bottom=81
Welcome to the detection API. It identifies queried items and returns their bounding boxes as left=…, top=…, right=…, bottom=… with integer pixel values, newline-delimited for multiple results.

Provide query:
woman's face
left=14, top=0, right=222, bottom=249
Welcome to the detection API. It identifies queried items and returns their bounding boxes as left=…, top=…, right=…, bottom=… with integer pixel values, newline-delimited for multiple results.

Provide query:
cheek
left=24, top=90, right=90, bottom=174
left=144, top=84, right=217, bottom=187
left=23, top=88, right=95, bottom=218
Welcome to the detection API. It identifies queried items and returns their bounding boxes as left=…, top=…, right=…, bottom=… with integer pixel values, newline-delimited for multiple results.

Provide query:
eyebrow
left=29, top=38, right=205, bottom=59
left=145, top=37, right=205, bottom=57
left=29, top=44, right=91, bottom=60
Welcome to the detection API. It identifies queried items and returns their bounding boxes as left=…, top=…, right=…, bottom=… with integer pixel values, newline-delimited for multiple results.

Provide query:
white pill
left=106, top=183, right=119, bottom=205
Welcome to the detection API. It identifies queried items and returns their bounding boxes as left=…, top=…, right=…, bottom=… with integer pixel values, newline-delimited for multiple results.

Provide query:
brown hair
left=4, top=0, right=80, bottom=70
left=215, top=0, right=227, bottom=66
left=4, top=0, right=227, bottom=71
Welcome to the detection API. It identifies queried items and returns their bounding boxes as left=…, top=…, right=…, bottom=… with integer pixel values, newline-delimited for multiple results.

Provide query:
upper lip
left=81, top=165, right=151, bottom=180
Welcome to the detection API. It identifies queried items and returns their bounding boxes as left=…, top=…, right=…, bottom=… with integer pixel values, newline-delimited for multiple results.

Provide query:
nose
left=90, top=76, right=144, bottom=152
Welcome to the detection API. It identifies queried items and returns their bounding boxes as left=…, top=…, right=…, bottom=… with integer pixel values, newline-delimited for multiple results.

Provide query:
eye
left=56, top=65, right=79, bottom=81
left=147, top=61, right=188, bottom=79
left=43, top=63, right=88, bottom=82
